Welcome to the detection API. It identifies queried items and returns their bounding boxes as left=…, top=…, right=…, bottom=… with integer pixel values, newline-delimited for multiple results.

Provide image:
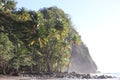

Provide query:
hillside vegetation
left=0, top=0, right=82, bottom=75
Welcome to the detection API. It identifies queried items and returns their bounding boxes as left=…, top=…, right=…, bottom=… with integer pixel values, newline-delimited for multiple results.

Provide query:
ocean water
left=104, top=73, right=120, bottom=78
left=93, top=73, right=120, bottom=78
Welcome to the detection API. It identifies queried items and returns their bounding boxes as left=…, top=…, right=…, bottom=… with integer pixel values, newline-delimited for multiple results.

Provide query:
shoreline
left=0, top=72, right=117, bottom=80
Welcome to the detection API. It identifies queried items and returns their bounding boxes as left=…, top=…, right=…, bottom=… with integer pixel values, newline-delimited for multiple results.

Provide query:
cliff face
left=68, top=42, right=97, bottom=73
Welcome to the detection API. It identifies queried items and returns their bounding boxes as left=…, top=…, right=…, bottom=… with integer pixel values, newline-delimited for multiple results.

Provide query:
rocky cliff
left=68, top=42, right=97, bottom=73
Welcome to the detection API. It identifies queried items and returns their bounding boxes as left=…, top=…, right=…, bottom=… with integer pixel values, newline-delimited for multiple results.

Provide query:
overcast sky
left=16, top=0, right=120, bottom=73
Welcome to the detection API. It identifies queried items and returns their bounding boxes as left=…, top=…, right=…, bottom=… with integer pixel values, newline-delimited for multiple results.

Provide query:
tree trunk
left=3, top=63, right=6, bottom=75
left=46, top=54, right=51, bottom=74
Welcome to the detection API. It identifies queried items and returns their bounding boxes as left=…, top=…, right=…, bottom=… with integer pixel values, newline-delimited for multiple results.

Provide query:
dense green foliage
left=0, top=0, right=81, bottom=75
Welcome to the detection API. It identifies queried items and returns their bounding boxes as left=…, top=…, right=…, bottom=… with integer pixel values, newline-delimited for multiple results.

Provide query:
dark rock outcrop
left=68, top=42, right=97, bottom=73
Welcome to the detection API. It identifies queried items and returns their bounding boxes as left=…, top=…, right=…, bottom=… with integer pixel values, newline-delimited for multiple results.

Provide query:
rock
left=97, top=75, right=107, bottom=79
left=11, top=72, right=19, bottom=76
left=16, top=72, right=115, bottom=79
left=69, top=42, right=97, bottom=73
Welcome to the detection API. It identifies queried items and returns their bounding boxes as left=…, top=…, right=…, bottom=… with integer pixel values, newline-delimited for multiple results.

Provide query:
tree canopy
left=0, top=0, right=81, bottom=75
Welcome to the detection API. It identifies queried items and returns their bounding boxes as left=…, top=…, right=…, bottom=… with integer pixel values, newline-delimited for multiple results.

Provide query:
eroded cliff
left=69, top=42, right=97, bottom=73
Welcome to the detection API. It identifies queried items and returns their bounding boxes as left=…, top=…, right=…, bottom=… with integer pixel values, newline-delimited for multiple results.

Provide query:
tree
left=36, top=7, right=71, bottom=73
left=0, top=2, right=81, bottom=74
left=0, top=0, right=16, bottom=13
left=9, top=44, right=33, bottom=73
left=0, top=32, right=14, bottom=74
left=15, top=7, right=31, bottom=21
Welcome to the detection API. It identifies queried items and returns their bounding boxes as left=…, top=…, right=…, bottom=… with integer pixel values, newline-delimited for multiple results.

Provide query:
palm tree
left=1, top=0, right=16, bottom=13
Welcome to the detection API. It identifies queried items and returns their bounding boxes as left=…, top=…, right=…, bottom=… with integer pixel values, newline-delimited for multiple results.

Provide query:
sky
left=16, top=0, right=120, bottom=73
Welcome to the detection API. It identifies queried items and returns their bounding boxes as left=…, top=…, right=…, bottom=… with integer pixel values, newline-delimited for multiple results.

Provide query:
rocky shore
left=0, top=72, right=116, bottom=80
